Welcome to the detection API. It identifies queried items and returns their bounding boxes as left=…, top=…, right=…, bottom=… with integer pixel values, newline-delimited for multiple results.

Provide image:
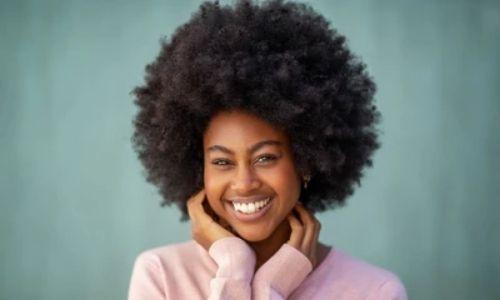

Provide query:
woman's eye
left=255, top=154, right=277, bottom=164
left=212, top=159, right=231, bottom=166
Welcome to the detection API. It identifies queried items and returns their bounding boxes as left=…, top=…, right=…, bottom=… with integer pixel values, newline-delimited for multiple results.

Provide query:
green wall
left=1, top=0, right=499, bottom=299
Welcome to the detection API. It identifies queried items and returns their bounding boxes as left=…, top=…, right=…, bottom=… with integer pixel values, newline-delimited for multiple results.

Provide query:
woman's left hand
left=286, top=202, right=322, bottom=269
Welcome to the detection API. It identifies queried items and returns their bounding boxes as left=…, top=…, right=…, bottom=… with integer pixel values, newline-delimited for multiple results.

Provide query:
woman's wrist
left=208, top=237, right=256, bottom=280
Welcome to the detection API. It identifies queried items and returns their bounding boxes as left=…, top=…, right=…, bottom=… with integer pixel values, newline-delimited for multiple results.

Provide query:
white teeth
left=231, top=197, right=271, bottom=214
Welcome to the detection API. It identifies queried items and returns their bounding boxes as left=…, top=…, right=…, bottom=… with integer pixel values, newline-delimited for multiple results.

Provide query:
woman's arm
left=207, top=237, right=255, bottom=300
left=251, top=243, right=313, bottom=300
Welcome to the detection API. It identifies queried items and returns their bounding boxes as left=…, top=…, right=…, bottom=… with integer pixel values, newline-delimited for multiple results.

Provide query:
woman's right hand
left=187, top=189, right=235, bottom=251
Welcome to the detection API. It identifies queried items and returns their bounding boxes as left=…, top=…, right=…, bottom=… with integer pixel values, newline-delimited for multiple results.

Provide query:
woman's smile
left=225, top=195, right=275, bottom=222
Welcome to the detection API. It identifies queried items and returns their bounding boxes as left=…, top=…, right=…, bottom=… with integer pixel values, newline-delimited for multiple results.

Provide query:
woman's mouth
left=225, top=197, right=274, bottom=222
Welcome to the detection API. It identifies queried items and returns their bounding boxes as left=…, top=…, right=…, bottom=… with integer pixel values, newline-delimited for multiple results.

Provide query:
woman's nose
left=231, top=166, right=261, bottom=193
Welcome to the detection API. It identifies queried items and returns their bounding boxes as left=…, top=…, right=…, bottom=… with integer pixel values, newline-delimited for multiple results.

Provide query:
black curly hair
left=131, top=0, right=380, bottom=222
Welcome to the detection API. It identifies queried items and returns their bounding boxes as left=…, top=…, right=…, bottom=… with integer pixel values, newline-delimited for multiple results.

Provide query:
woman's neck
left=247, top=219, right=291, bottom=271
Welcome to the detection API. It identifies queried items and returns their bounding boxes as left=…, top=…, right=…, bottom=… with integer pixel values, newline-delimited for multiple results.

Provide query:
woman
left=128, top=0, right=408, bottom=299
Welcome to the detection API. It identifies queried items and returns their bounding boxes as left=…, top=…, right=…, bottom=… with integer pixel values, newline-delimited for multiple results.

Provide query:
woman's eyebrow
left=207, top=140, right=282, bottom=155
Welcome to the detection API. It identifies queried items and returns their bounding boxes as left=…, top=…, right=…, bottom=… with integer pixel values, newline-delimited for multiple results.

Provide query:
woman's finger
left=187, top=189, right=213, bottom=226
left=287, top=213, right=304, bottom=249
left=310, top=216, right=322, bottom=268
left=295, top=203, right=316, bottom=255
left=186, top=190, right=203, bottom=219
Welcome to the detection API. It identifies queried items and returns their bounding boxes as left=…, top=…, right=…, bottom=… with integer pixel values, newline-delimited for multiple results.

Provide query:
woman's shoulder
left=128, top=241, right=219, bottom=298
left=329, top=247, right=402, bottom=281
left=312, top=245, right=407, bottom=299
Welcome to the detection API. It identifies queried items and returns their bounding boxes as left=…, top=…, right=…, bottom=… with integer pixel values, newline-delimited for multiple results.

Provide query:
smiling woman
left=128, top=0, right=407, bottom=299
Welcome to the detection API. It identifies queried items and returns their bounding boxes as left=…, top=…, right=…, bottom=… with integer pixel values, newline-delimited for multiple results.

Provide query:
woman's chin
left=233, top=226, right=272, bottom=242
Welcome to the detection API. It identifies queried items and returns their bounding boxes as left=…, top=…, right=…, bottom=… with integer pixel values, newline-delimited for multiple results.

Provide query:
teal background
left=1, top=0, right=499, bottom=299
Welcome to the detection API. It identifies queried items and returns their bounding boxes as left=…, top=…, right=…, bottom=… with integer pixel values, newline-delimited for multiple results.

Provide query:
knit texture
left=128, top=237, right=408, bottom=300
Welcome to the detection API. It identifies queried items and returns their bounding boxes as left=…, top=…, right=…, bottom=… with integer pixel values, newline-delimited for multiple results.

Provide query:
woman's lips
left=225, top=197, right=274, bottom=222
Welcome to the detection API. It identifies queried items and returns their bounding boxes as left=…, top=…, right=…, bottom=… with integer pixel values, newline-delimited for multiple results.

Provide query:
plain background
left=1, top=0, right=499, bottom=299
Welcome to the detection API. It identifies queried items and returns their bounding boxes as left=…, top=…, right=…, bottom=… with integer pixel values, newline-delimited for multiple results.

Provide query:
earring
left=303, top=174, right=311, bottom=189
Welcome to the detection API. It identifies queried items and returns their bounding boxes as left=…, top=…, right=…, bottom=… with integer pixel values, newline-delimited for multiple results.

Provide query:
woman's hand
left=286, top=202, right=322, bottom=269
left=187, top=189, right=235, bottom=251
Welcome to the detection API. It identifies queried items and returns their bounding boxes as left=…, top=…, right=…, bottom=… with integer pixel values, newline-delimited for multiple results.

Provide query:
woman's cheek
left=204, top=171, right=225, bottom=210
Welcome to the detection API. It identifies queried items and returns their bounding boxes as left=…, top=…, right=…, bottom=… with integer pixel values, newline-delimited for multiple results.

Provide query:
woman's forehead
left=203, top=110, right=289, bottom=150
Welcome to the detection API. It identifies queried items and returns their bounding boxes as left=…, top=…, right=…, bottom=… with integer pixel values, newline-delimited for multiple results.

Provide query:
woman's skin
left=187, top=109, right=330, bottom=271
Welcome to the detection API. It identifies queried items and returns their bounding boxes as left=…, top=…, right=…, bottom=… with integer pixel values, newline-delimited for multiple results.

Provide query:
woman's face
left=203, top=110, right=302, bottom=242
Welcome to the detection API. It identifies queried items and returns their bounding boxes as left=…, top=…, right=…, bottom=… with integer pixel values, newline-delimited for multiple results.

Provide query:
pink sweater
left=128, top=237, right=407, bottom=299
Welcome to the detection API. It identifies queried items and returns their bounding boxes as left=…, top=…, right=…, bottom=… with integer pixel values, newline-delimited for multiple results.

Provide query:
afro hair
left=131, top=0, right=381, bottom=222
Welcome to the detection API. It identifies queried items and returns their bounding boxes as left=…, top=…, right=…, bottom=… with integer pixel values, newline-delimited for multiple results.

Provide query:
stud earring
left=303, top=174, right=311, bottom=189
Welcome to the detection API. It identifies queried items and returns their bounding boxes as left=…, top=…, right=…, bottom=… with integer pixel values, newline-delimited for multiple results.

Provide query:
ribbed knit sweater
left=128, top=237, right=407, bottom=299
